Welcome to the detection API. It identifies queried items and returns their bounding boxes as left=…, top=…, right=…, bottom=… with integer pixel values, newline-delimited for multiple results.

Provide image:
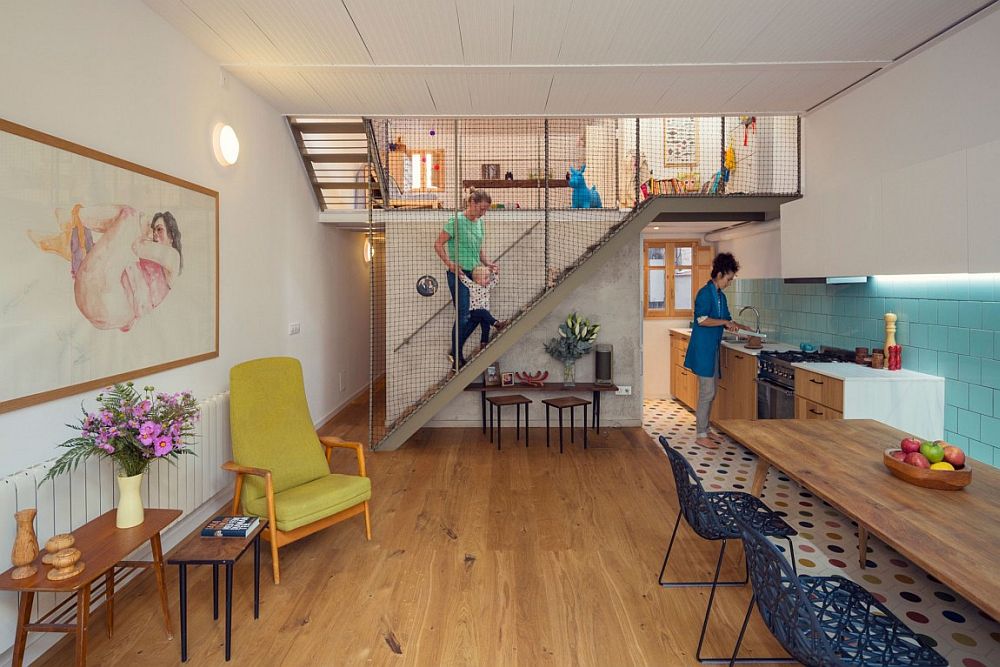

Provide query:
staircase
left=287, top=117, right=380, bottom=211
left=374, top=194, right=796, bottom=450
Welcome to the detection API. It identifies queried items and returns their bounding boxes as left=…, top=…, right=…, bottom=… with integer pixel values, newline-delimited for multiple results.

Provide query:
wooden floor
left=38, top=390, right=791, bottom=666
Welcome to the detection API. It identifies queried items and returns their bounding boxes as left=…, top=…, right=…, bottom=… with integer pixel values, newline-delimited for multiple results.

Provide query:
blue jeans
left=464, top=308, right=497, bottom=346
left=447, top=270, right=472, bottom=361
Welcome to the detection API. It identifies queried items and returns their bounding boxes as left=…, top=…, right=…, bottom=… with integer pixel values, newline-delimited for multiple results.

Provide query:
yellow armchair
left=226, top=357, right=372, bottom=583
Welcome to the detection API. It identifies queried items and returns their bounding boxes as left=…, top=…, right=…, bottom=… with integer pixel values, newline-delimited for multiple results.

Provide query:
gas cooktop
left=759, top=350, right=847, bottom=364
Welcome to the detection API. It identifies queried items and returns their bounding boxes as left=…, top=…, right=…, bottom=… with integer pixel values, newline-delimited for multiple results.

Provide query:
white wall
left=0, top=0, right=370, bottom=477
left=715, top=227, right=783, bottom=279
left=782, top=7, right=1000, bottom=277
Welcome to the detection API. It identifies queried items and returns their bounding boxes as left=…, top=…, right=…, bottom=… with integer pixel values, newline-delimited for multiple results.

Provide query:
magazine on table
left=201, top=515, right=260, bottom=538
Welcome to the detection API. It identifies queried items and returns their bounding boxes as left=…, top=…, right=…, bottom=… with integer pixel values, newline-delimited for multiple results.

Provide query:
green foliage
left=544, top=312, right=600, bottom=362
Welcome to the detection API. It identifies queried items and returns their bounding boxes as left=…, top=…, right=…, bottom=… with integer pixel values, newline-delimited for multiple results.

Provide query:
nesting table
left=465, top=382, right=617, bottom=434
left=168, top=519, right=266, bottom=662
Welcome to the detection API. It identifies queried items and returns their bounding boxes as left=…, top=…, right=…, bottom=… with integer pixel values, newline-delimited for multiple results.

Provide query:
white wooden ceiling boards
left=144, top=0, right=996, bottom=115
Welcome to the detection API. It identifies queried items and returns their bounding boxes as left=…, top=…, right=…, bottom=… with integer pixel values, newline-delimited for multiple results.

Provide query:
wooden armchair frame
left=222, top=436, right=371, bottom=584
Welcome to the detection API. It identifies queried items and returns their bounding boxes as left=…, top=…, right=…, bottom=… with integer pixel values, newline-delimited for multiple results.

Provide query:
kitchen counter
left=668, top=327, right=798, bottom=356
left=791, top=362, right=943, bottom=383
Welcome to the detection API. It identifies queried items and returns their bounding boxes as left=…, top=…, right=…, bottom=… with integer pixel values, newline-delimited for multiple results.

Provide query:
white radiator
left=0, top=391, right=232, bottom=657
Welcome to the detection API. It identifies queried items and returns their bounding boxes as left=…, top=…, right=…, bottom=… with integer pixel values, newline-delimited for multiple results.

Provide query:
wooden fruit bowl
left=883, top=449, right=972, bottom=490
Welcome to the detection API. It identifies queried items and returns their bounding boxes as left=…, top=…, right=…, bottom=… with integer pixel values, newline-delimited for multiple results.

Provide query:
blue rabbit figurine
left=569, top=165, right=590, bottom=208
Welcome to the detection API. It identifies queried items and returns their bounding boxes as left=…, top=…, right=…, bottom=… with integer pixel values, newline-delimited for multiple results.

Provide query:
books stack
left=201, top=515, right=260, bottom=538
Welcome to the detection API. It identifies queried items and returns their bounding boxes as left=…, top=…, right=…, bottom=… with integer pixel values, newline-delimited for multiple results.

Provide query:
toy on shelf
left=515, top=371, right=549, bottom=387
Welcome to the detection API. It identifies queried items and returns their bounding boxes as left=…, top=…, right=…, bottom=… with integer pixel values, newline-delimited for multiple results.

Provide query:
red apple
left=904, top=452, right=931, bottom=468
left=900, top=437, right=922, bottom=454
left=890, top=450, right=907, bottom=462
left=942, top=445, right=966, bottom=468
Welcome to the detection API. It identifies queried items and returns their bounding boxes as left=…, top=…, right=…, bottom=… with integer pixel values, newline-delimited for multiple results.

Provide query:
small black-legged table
left=542, top=396, right=592, bottom=453
left=466, top=382, right=617, bottom=434
left=168, top=519, right=266, bottom=662
left=486, top=394, right=532, bottom=450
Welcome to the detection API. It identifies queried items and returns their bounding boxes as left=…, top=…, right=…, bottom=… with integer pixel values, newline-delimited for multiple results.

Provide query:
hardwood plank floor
left=37, top=399, right=791, bottom=666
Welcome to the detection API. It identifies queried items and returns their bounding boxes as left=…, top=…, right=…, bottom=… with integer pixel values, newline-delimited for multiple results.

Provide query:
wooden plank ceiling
left=144, top=0, right=995, bottom=116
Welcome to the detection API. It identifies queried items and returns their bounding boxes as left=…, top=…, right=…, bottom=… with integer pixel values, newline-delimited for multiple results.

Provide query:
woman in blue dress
left=683, top=252, right=752, bottom=448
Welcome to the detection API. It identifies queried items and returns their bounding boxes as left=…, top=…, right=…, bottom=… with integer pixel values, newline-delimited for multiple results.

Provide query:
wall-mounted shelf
left=462, top=179, right=569, bottom=189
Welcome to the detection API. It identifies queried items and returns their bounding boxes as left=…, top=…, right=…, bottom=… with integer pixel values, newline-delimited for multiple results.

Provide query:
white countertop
left=791, top=362, right=944, bottom=383
left=668, top=327, right=798, bottom=357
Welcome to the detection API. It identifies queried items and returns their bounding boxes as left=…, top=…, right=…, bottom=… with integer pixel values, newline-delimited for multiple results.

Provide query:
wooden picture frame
left=0, top=118, right=219, bottom=413
left=664, top=117, right=699, bottom=167
left=480, top=163, right=500, bottom=180
left=484, top=363, right=500, bottom=387
left=500, top=372, right=515, bottom=387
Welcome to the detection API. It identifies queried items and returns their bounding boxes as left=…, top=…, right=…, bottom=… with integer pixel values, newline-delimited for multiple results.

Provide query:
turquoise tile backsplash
left=729, top=274, right=1000, bottom=463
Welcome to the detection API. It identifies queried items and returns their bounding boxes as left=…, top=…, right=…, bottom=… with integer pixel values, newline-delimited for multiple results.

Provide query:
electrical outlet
left=615, top=385, right=632, bottom=396
left=288, top=322, right=300, bottom=335
left=339, top=371, right=345, bottom=392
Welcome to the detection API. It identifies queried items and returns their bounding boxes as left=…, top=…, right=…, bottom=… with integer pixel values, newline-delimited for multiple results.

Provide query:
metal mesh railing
left=367, top=116, right=799, bottom=446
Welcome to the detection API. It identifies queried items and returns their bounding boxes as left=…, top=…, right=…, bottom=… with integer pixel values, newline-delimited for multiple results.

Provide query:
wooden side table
left=542, top=397, right=592, bottom=453
left=0, top=508, right=180, bottom=667
left=167, top=519, right=266, bottom=662
left=486, top=394, right=532, bottom=450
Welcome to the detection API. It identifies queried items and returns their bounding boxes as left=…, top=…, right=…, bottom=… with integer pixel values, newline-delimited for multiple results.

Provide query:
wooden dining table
left=716, top=418, right=1000, bottom=621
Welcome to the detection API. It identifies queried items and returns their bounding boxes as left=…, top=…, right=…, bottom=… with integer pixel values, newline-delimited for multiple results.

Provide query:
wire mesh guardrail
left=366, top=115, right=799, bottom=447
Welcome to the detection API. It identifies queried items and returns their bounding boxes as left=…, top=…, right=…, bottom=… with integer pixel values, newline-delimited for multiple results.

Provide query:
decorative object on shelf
left=870, top=349, right=884, bottom=369
left=429, top=129, right=436, bottom=136
left=883, top=313, right=898, bottom=370
left=416, top=275, right=438, bottom=297
left=10, top=508, right=39, bottom=580
left=544, top=312, right=600, bottom=388
left=568, top=165, right=601, bottom=209
left=740, top=115, right=757, bottom=146
left=46, top=546, right=85, bottom=581
left=500, top=372, right=515, bottom=387
left=480, top=163, right=500, bottom=180
left=41, top=382, right=200, bottom=528
left=504, top=171, right=514, bottom=180
left=42, top=533, right=75, bottom=564
left=887, top=345, right=902, bottom=371
left=855, top=347, right=869, bottom=365
left=484, top=362, right=501, bottom=387
left=515, top=371, right=549, bottom=387
left=744, top=336, right=763, bottom=350
left=565, top=171, right=570, bottom=181
left=594, top=344, right=613, bottom=385
left=589, top=185, right=602, bottom=208
left=884, top=448, right=971, bottom=490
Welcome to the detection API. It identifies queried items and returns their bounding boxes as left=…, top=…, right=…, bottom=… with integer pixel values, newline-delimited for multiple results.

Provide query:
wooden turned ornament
left=883, top=313, right=897, bottom=370
left=46, top=547, right=85, bottom=581
left=10, top=508, right=39, bottom=580
left=41, top=533, right=75, bottom=565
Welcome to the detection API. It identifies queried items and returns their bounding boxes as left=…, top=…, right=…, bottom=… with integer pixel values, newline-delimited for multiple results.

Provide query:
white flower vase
left=116, top=472, right=145, bottom=529
left=562, top=360, right=576, bottom=387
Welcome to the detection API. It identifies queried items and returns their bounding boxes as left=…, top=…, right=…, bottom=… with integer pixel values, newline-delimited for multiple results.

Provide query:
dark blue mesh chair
left=728, top=504, right=948, bottom=667
left=658, top=436, right=797, bottom=663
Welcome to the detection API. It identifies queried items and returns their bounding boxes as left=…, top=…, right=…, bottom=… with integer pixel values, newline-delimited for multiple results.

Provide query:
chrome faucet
left=739, top=305, right=761, bottom=334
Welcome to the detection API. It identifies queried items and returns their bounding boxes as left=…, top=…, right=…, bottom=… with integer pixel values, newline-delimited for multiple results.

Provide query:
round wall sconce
left=213, top=123, right=240, bottom=166
left=363, top=237, right=375, bottom=263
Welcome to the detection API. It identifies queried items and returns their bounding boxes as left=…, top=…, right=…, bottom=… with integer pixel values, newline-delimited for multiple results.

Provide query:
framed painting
left=0, top=118, right=219, bottom=413
left=664, top=117, right=698, bottom=167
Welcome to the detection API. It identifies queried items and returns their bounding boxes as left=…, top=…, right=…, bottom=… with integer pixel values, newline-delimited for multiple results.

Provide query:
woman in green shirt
left=434, top=190, right=498, bottom=367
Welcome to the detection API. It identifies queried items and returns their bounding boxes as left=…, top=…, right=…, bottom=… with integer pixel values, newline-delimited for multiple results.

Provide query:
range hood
left=783, top=276, right=868, bottom=285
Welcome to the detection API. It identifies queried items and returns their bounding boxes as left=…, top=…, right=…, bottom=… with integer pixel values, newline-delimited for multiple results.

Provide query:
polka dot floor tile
left=643, top=397, right=1000, bottom=666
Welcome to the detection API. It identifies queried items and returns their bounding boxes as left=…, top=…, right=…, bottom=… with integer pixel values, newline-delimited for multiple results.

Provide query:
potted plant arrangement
left=544, top=312, right=600, bottom=388
left=42, top=382, right=199, bottom=528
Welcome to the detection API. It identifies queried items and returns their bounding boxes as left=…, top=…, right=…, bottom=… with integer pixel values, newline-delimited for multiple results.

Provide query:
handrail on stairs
left=364, top=119, right=392, bottom=209
left=392, top=220, right=544, bottom=353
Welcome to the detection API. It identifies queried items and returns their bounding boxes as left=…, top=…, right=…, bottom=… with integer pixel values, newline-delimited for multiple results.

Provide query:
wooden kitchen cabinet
left=711, top=346, right=757, bottom=423
left=794, top=368, right=844, bottom=420
left=670, top=332, right=698, bottom=410
left=795, top=396, right=843, bottom=420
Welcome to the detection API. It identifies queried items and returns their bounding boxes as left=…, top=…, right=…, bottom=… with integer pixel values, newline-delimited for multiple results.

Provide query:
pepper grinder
left=883, top=313, right=897, bottom=370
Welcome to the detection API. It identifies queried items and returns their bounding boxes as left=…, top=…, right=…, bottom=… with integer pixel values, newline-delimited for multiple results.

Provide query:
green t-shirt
left=442, top=213, right=484, bottom=271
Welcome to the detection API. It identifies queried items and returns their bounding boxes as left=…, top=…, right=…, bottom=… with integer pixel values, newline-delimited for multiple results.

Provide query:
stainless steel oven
left=756, top=378, right=795, bottom=419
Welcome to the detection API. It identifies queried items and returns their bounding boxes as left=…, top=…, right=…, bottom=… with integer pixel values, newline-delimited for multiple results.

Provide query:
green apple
left=919, top=441, right=945, bottom=464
